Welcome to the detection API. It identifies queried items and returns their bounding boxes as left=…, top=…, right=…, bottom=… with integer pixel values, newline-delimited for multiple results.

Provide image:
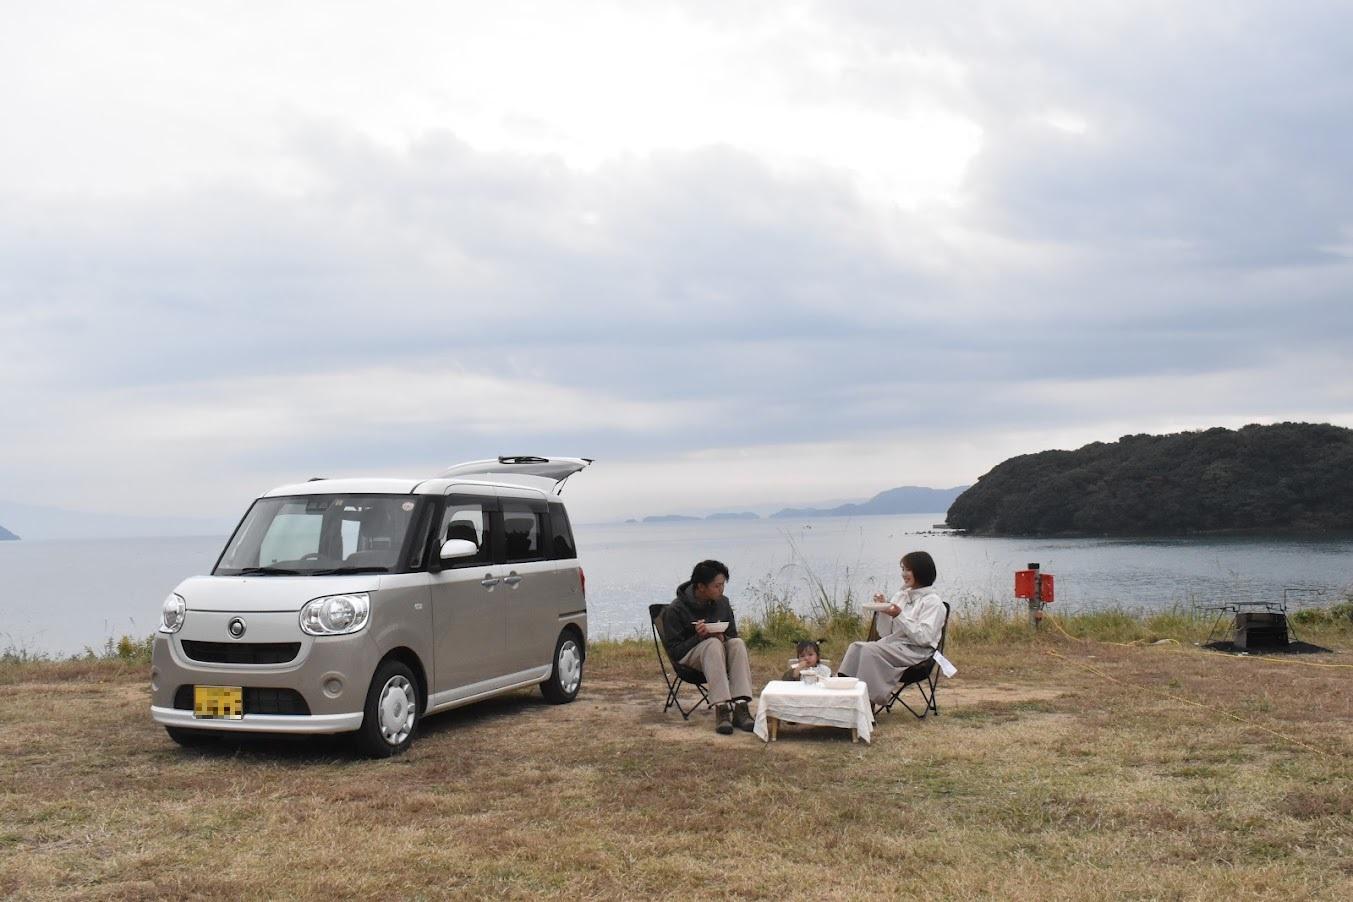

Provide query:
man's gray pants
left=679, top=637, right=754, bottom=706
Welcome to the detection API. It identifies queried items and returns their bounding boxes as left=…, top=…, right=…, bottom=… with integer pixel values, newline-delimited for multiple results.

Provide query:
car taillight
left=579, top=567, right=586, bottom=596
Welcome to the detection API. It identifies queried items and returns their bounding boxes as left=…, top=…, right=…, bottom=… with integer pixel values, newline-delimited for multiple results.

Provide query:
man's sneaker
left=714, top=704, right=734, bottom=735
left=732, top=701, right=755, bottom=732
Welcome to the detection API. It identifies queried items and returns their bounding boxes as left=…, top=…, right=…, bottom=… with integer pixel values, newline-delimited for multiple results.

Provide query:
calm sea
left=3, top=514, right=1351, bottom=656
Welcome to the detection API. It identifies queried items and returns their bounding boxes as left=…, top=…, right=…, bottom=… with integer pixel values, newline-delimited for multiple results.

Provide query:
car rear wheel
left=540, top=631, right=583, bottom=704
left=354, top=660, right=420, bottom=758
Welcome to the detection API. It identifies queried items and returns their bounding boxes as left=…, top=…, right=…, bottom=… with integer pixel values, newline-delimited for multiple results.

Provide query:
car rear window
left=549, top=506, right=576, bottom=560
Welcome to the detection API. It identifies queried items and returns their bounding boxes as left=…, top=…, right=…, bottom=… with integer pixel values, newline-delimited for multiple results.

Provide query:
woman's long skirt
left=839, top=637, right=934, bottom=705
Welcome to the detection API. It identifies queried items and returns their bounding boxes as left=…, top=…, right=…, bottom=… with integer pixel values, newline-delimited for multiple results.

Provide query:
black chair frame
left=649, top=603, right=711, bottom=720
left=876, top=601, right=951, bottom=719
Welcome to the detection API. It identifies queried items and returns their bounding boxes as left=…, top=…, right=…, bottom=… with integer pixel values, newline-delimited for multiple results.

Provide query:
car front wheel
left=354, top=660, right=420, bottom=758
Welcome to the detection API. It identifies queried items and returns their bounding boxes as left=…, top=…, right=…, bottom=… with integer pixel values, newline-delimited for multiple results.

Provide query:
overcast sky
left=2, top=1, right=1351, bottom=524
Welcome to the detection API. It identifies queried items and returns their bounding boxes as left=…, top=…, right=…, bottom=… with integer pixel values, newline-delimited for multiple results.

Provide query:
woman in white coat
left=839, top=550, right=946, bottom=706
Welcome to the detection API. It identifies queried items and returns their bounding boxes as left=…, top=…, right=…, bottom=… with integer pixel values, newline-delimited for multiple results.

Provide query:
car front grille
left=172, top=685, right=311, bottom=716
left=180, top=641, right=301, bottom=665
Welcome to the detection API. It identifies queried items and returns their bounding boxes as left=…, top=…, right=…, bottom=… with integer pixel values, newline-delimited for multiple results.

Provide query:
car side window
left=437, top=496, right=494, bottom=569
left=501, top=499, right=548, bottom=563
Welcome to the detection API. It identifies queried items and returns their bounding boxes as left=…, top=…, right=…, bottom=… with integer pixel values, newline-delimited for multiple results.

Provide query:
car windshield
left=214, top=494, right=421, bottom=576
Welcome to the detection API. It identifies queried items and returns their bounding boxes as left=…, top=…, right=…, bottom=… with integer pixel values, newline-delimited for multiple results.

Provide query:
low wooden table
left=753, top=680, right=873, bottom=744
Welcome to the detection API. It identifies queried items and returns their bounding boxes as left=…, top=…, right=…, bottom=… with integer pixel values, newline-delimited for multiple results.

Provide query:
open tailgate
left=436, top=456, right=593, bottom=486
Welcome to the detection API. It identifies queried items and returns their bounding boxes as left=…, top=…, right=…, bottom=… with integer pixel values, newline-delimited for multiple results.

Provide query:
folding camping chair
left=649, top=602, right=712, bottom=719
left=874, top=602, right=951, bottom=719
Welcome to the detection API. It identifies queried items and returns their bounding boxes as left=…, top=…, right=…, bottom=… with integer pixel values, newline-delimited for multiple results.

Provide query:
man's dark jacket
left=660, top=580, right=740, bottom=663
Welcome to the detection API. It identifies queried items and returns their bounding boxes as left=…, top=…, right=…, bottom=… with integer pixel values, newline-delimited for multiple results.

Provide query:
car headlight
left=299, top=593, right=371, bottom=636
left=160, top=593, right=186, bottom=633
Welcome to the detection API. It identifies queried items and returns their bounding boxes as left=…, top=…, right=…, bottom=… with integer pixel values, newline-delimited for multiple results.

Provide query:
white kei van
left=149, top=456, right=591, bottom=756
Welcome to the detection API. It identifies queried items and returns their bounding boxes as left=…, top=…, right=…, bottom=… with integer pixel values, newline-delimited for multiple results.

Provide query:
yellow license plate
left=193, top=685, right=244, bottom=719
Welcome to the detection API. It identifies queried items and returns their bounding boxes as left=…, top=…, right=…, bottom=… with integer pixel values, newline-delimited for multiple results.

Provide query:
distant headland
left=0, top=524, right=19, bottom=541
left=945, top=422, right=1353, bottom=536
left=633, top=485, right=968, bottom=523
left=770, top=485, right=968, bottom=519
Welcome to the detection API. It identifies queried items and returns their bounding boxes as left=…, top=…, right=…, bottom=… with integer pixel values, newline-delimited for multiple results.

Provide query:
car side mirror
left=439, top=538, right=478, bottom=560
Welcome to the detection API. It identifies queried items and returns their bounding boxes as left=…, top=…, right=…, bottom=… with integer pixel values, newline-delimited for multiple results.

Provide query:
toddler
left=782, top=639, right=832, bottom=682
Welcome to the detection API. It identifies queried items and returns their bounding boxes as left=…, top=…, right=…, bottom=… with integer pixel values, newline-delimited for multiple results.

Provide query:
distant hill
left=771, top=485, right=969, bottom=519
left=0, top=523, right=19, bottom=541
left=945, top=422, right=1353, bottom=536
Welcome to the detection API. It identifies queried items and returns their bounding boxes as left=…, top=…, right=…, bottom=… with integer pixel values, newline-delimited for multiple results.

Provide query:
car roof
left=263, top=477, right=422, bottom=498
left=261, top=476, right=558, bottom=500
left=262, top=456, right=590, bottom=500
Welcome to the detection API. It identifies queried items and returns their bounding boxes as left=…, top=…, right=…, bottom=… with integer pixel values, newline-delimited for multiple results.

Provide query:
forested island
left=945, top=423, right=1353, bottom=536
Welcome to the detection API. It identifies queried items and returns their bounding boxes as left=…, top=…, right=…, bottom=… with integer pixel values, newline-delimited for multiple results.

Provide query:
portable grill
left=1200, top=599, right=1291, bottom=650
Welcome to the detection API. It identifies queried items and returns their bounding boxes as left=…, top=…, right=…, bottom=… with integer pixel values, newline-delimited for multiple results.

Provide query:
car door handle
left=480, top=576, right=501, bottom=588
left=503, top=575, right=523, bottom=586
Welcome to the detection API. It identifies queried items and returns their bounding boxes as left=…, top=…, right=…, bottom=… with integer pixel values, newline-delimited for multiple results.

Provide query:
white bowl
left=702, top=621, right=728, bottom=634
left=822, top=676, right=858, bottom=690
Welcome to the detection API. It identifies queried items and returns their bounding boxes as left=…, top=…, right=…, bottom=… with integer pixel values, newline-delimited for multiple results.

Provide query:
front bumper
left=150, top=706, right=363, bottom=734
left=150, top=609, right=381, bottom=733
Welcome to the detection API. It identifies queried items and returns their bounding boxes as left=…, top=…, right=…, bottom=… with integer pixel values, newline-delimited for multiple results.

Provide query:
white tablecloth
left=753, top=680, right=872, bottom=743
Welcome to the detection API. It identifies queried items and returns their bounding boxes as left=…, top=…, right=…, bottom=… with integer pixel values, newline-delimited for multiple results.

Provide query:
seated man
left=660, top=560, right=755, bottom=734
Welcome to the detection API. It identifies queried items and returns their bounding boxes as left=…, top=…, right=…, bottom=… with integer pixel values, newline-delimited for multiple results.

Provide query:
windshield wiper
left=234, top=566, right=304, bottom=576
left=310, top=566, right=391, bottom=575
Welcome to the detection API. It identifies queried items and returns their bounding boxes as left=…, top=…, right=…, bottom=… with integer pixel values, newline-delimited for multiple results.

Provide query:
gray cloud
left=930, top=2, right=1351, bottom=266
left=2, top=2, right=1351, bottom=517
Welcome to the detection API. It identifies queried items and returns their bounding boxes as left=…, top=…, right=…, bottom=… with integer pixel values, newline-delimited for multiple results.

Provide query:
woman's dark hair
left=901, top=550, right=937, bottom=588
left=795, top=639, right=820, bottom=657
left=690, top=559, right=730, bottom=587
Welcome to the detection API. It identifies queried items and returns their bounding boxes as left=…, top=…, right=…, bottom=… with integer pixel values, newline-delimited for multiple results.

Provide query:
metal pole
left=1027, top=564, right=1044, bottom=630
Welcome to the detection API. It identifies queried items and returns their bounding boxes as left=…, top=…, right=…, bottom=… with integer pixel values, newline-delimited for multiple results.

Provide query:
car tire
left=165, top=726, right=217, bottom=748
left=540, top=630, right=584, bottom=704
left=354, top=660, right=420, bottom=758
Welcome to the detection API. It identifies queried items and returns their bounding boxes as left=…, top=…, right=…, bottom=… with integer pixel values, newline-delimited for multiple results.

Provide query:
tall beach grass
left=1, top=632, right=152, bottom=667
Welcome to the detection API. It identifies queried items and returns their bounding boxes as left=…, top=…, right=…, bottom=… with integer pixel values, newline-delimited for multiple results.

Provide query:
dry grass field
left=2, top=616, right=1351, bottom=900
